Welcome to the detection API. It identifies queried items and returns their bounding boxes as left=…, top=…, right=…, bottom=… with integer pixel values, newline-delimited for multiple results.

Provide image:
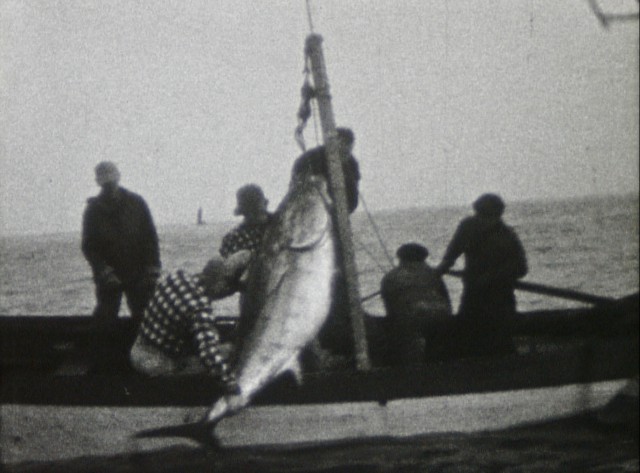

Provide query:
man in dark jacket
left=437, top=193, right=528, bottom=356
left=381, top=243, right=452, bottom=365
left=291, top=127, right=360, bottom=214
left=82, top=161, right=161, bottom=326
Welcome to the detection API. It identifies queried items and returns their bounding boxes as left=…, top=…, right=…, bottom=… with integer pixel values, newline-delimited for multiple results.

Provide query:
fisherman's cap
left=95, top=161, right=121, bottom=186
left=473, top=193, right=505, bottom=217
left=397, top=242, right=429, bottom=262
left=234, top=184, right=266, bottom=216
left=336, top=127, right=355, bottom=146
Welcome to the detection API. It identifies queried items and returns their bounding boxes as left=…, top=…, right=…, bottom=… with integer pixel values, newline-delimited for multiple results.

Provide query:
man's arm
left=510, top=229, right=528, bottom=280
left=437, top=219, right=469, bottom=274
left=81, top=203, right=113, bottom=280
left=219, top=229, right=238, bottom=258
left=138, top=197, right=161, bottom=271
left=436, top=277, right=452, bottom=311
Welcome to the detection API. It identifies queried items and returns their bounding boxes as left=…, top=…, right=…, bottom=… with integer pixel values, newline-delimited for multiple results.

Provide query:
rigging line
left=353, top=234, right=389, bottom=274
left=358, top=193, right=395, bottom=269
left=305, top=0, right=315, bottom=33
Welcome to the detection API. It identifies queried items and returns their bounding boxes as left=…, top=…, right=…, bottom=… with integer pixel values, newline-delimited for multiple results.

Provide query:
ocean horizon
left=1, top=192, right=637, bottom=317
left=1, top=191, right=637, bottom=239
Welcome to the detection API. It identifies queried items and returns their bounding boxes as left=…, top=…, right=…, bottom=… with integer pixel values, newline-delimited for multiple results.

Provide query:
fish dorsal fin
left=286, top=179, right=331, bottom=251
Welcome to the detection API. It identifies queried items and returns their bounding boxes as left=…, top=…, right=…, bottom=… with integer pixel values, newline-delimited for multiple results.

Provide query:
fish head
left=283, top=174, right=333, bottom=251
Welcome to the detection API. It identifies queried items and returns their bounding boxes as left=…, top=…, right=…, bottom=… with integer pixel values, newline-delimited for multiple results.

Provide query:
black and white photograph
left=1, top=1, right=638, bottom=471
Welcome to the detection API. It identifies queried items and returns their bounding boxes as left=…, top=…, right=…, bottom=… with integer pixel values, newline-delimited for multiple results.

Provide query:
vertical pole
left=305, top=34, right=371, bottom=371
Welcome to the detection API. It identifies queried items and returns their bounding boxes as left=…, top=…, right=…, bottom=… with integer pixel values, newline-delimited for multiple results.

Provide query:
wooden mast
left=305, top=34, right=371, bottom=370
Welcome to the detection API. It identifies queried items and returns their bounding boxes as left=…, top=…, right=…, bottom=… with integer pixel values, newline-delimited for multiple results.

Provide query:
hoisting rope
left=294, top=64, right=316, bottom=152
left=295, top=0, right=321, bottom=152
left=353, top=234, right=391, bottom=275
left=354, top=193, right=396, bottom=304
left=358, top=193, right=395, bottom=269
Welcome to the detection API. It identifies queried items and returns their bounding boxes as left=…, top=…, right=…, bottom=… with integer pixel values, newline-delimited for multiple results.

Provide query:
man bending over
left=129, top=251, right=251, bottom=390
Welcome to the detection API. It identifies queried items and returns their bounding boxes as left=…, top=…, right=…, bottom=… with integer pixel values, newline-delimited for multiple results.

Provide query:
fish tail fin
left=134, top=397, right=234, bottom=446
left=285, top=355, right=304, bottom=385
left=207, top=396, right=233, bottom=422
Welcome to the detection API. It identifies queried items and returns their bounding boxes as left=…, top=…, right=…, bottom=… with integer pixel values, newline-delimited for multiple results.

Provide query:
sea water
left=1, top=193, right=638, bottom=317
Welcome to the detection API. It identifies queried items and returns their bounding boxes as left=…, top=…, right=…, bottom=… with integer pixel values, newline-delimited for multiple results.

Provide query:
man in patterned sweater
left=129, top=251, right=251, bottom=389
left=219, top=184, right=273, bottom=258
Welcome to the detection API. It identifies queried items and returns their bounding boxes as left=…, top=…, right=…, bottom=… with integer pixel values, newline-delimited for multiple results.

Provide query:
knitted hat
left=234, top=184, right=266, bottom=216
left=95, top=161, right=121, bottom=186
left=396, top=242, right=429, bottom=262
left=473, top=193, right=505, bottom=217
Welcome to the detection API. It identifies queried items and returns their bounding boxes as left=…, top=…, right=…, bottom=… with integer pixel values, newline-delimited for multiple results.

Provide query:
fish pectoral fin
left=287, top=195, right=331, bottom=251
left=284, top=356, right=303, bottom=385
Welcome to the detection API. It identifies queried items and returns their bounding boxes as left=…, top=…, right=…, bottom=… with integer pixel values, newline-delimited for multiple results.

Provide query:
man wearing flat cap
left=436, top=193, right=528, bottom=356
left=381, top=242, right=452, bottom=365
left=219, top=184, right=272, bottom=258
left=82, top=161, right=161, bottom=331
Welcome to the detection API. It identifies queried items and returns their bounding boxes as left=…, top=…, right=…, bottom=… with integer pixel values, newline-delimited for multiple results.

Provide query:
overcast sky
left=1, top=0, right=638, bottom=235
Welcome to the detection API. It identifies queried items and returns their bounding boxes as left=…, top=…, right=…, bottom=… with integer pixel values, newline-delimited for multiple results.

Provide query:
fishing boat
left=2, top=19, right=639, bottom=468
left=1, top=292, right=638, bottom=463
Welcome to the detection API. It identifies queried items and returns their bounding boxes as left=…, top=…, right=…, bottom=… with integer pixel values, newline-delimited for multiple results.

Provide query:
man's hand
left=434, top=264, right=448, bottom=276
left=100, top=268, right=121, bottom=289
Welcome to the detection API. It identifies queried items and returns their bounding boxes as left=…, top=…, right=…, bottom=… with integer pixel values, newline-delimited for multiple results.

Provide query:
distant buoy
left=197, top=207, right=204, bottom=225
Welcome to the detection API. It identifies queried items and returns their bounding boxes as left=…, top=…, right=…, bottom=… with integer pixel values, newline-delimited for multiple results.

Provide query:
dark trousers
left=387, top=312, right=456, bottom=366
left=91, top=280, right=155, bottom=371
left=456, top=285, right=517, bottom=357
left=388, top=315, right=425, bottom=366
left=92, top=279, right=154, bottom=326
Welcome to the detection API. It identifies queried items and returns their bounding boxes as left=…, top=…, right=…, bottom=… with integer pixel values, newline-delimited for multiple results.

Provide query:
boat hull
left=1, top=296, right=637, bottom=464
left=0, top=379, right=629, bottom=464
left=2, top=335, right=637, bottom=406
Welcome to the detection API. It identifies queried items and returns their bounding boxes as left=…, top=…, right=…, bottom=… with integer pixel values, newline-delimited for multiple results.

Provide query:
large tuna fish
left=208, top=173, right=337, bottom=422
left=136, top=173, right=337, bottom=443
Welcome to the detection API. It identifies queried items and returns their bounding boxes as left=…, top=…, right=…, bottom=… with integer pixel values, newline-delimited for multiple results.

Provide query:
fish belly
left=234, top=176, right=336, bottom=407
left=236, top=235, right=334, bottom=398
